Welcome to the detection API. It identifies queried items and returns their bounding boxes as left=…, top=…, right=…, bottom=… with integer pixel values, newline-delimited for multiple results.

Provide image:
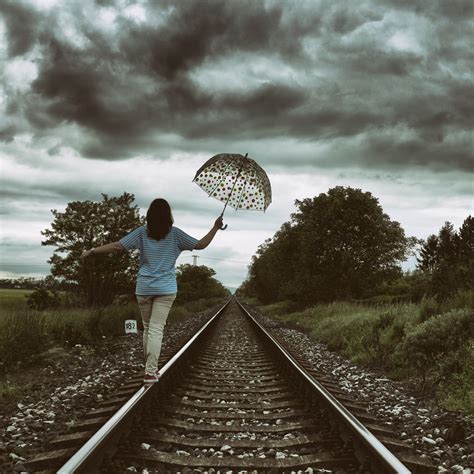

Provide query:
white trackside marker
left=125, top=319, right=138, bottom=334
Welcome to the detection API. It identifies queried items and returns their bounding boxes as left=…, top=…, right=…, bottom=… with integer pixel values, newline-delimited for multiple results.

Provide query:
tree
left=242, top=186, right=415, bottom=304
left=42, top=193, right=144, bottom=306
left=242, top=222, right=301, bottom=304
left=458, top=216, right=474, bottom=289
left=0, top=277, right=42, bottom=289
left=176, top=264, right=229, bottom=303
left=294, top=187, right=414, bottom=301
left=417, top=216, right=473, bottom=299
left=417, top=234, right=439, bottom=273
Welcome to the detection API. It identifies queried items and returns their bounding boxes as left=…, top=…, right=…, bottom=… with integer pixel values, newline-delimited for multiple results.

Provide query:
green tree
left=242, top=186, right=415, bottom=304
left=417, top=234, right=439, bottom=273
left=458, top=216, right=474, bottom=289
left=42, top=193, right=144, bottom=306
left=242, top=222, right=301, bottom=304
left=176, top=264, right=229, bottom=303
left=417, top=217, right=473, bottom=299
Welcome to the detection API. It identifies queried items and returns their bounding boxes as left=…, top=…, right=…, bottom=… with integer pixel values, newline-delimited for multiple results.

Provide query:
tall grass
left=261, top=302, right=419, bottom=364
left=257, top=290, right=473, bottom=414
left=0, top=296, right=227, bottom=371
left=0, top=304, right=139, bottom=369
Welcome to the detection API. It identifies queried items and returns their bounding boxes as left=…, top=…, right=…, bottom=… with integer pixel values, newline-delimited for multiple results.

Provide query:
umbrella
left=193, top=153, right=272, bottom=229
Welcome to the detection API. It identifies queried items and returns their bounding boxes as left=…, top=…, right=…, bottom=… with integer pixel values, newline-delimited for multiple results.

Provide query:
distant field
left=0, top=289, right=33, bottom=311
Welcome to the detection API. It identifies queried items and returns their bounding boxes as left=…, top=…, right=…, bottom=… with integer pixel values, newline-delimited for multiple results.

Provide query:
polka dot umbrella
left=193, top=153, right=272, bottom=230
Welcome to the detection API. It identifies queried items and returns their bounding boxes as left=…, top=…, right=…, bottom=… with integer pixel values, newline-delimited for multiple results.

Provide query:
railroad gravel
left=0, top=306, right=218, bottom=473
left=246, top=305, right=473, bottom=473
left=117, top=301, right=355, bottom=473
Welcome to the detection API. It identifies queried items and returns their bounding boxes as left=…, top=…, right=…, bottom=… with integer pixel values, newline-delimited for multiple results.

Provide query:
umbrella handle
left=218, top=153, right=246, bottom=231
left=219, top=209, right=228, bottom=230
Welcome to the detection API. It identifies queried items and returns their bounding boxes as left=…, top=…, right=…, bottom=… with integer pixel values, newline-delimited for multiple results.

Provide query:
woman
left=81, top=198, right=223, bottom=383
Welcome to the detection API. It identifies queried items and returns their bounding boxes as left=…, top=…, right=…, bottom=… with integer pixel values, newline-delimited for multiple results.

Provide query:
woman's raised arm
left=194, top=216, right=223, bottom=250
left=81, top=241, right=125, bottom=258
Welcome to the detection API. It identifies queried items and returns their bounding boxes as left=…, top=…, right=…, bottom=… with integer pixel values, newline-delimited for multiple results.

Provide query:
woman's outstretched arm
left=81, top=241, right=125, bottom=258
left=194, top=216, right=223, bottom=250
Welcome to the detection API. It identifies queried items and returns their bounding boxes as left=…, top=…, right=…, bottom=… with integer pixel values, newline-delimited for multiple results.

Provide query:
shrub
left=438, top=355, right=474, bottom=413
left=418, top=296, right=440, bottom=322
left=361, top=311, right=396, bottom=364
left=441, top=289, right=474, bottom=312
left=26, top=288, right=60, bottom=311
left=400, top=309, right=473, bottom=387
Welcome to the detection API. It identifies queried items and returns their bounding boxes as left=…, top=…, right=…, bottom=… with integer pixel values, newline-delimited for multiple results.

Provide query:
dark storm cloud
left=346, top=49, right=422, bottom=76
left=0, top=125, right=16, bottom=142
left=31, top=39, right=148, bottom=136
left=327, top=7, right=383, bottom=34
left=23, top=0, right=310, bottom=152
left=1, top=0, right=473, bottom=172
left=363, top=133, right=474, bottom=172
left=221, top=84, right=307, bottom=115
left=119, top=1, right=291, bottom=80
left=0, top=0, right=43, bottom=57
left=378, top=0, right=474, bottom=18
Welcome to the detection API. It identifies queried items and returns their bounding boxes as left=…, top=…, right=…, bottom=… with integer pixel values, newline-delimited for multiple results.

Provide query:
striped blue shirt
left=119, top=226, right=198, bottom=296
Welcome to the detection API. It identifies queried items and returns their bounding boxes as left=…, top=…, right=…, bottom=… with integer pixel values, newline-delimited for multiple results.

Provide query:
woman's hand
left=214, top=216, right=224, bottom=230
left=81, top=249, right=95, bottom=259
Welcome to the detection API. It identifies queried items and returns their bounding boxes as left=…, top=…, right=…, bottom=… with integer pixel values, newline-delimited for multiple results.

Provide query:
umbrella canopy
left=193, top=153, right=272, bottom=214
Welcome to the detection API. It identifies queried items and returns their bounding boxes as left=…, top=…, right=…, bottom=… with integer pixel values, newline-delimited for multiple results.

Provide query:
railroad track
left=26, top=298, right=434, bottom=473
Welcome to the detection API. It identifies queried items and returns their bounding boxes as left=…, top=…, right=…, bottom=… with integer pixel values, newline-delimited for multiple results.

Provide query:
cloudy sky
left=0, top=0, right=472, bottom=288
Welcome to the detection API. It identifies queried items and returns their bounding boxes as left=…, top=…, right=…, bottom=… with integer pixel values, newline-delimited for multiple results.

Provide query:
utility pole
left=192, top=255, right=198, bottom=266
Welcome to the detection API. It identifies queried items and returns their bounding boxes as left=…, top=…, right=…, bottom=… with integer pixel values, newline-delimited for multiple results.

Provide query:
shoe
left=143, top=372, right=160, bottom=383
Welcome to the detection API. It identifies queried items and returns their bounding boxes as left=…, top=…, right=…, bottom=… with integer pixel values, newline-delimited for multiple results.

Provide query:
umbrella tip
left=244, top=153, right=248, bottom=158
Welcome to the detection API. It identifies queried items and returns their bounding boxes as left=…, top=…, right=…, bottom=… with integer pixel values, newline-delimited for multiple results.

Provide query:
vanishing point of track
left=27, top=298, right=434, bottom=473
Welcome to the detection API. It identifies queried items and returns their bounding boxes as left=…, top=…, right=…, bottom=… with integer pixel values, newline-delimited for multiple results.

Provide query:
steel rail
left=57, top=299, right=231, bottom=474
left=235, top=298, right=411, bottom=474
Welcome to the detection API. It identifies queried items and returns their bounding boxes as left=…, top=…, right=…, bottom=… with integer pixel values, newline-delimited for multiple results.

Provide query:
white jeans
left=136, top=294, right=177, bottom=375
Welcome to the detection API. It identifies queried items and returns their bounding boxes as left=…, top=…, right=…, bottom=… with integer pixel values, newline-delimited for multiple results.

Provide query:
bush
left=26, top=288, right=61, bottom=311
left=400, top=309, right=473, bottom=387
left=438, top=356, right=474, bottom=413
left=418, top=296, right=440, bottom=322
left=441, top=289, right=474, bottom=312
left=361, top=311, right=396, bottom=364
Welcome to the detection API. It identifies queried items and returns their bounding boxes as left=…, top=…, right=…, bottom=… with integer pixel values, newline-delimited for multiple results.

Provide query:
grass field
left=0, top=289, right=33, bottom=312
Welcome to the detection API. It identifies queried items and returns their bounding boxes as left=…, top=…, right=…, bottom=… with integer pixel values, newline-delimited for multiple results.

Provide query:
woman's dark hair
left=146, top=199, right=173, bottom=241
